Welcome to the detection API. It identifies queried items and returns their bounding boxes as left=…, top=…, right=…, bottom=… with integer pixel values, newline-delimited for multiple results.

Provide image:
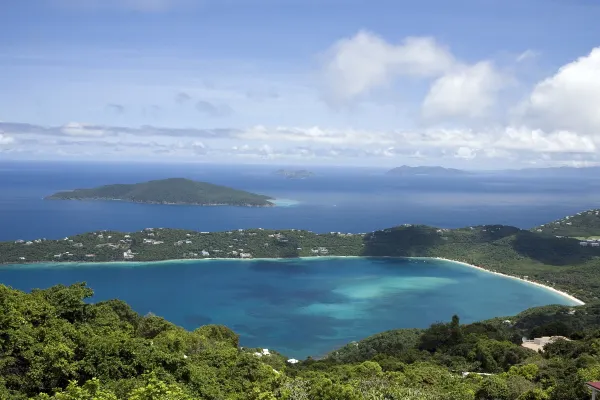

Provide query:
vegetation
left=2, top=283, right=600, bottom=399
left=533, top=209, right=600, bottom=237
left=45, top=178, right=275, bottom=207
left=5, top=209, right=600, bottom=398
left=3, top=219, right=600, bottom=302
left=386, top=165, right=468, bottom=176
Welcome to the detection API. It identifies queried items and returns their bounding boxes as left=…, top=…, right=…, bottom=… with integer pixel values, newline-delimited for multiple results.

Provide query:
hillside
left=45, top=178, right=275, bottom=207
left=3, top=282, right=600, bottom=399
left=386, top=165, right=468, bottom=176
left=3, top=217, right=600, bottom=302
left=533, top=209, right=600, bottom=237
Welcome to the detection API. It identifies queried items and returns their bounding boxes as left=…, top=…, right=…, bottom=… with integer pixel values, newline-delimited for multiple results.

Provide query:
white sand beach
left=432, top=257, right=585, bottom=305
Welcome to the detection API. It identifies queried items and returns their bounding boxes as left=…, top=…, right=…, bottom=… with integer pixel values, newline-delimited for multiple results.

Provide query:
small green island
left=44, top=178, right=275, bottom=207
left=275, top=169, right=315, bottom=179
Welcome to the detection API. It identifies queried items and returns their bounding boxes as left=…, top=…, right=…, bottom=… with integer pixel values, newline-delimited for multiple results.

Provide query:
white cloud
left=321, top=31, right=455, bottom=104
left=61, top=122, right=107, bottom=137
left=454, top=146, right=477, bottom=160
left=516, top=47, right=600, bottom=135
left=237, top=125, right=396, bottom=145
left=0, top=133, right=15, bottom=146
left=422, top=61, right=505, bottom=121
left=494, top=127, right=596, bottom=153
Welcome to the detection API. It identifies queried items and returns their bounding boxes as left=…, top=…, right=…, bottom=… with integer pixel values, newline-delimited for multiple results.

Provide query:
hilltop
left=533, top=209, right=600, bottom=238
left=45, top=178, right=275, bottom=207
left=386, top=165, right=468, bottom=176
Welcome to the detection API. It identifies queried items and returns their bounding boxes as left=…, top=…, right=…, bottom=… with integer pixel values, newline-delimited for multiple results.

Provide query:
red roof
left=587, top=382, right=600, bottom=390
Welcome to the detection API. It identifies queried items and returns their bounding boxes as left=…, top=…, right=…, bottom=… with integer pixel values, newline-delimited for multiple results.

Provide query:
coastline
left=431, top=257, right=585, bottom=306
left=0, top=255, right=586, bottom=305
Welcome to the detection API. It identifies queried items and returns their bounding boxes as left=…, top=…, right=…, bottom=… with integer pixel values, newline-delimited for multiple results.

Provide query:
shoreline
left=1, top=255, right=585, bottom=305
left=431, top=257, right=585, bottom=306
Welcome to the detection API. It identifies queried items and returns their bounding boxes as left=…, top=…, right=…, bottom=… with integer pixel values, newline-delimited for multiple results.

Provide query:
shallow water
left=0, top=257, right=578, bottom=358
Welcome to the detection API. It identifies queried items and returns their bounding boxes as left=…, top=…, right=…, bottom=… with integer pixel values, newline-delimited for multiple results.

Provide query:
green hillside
left=45, top=178, right=274, bottom=207
left=2, top=283, right=600, bottom=400
left=3, top=220, right=600, bottom=302
left=533, top=209, right=600, bottom=237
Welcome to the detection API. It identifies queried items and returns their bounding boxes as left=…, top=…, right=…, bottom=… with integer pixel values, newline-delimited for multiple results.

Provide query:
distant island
left=45, top=178, right=275, bottom=207
left=275, top=169, right=315, bottom=179
left=386, top=165, right=468, bottom=176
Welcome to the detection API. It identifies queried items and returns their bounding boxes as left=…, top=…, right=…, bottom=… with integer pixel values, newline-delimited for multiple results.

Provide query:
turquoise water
left=0, top=257, right=578, bottom=358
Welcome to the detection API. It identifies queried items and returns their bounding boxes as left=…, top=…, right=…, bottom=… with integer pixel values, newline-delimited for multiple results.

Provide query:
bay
left=0, top=257, right=579, bottom=358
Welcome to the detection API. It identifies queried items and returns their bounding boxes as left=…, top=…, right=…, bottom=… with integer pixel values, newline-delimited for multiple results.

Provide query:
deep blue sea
left=2, top=161, right=600, bottom=241
left=0, top=257, right=579, bottom=358
left=0, top=161, right=596, bottom=357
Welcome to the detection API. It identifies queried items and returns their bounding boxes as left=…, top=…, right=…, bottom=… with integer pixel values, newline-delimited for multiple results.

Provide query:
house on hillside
left=587, top=382, right=600, bottom=400
left=521, top=336, right=570, bottom=352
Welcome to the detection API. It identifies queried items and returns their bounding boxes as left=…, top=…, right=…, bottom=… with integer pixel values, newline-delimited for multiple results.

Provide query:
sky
left=1, top=0, right=600, bottom=169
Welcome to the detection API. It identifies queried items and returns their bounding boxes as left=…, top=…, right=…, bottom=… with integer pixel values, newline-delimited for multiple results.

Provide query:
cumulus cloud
left=515, top=47, right=600, bottom=135
left=321, top=31, right=455, bottom=104
left=422, top=61, right=505, bottom=121
left=0, top=133, right=15, bottom=146
left=195, top=100, right=234, bottom=117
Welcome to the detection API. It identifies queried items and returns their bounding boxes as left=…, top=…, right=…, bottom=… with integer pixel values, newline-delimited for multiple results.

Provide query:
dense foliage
left=45, top=178, right=274, bottom=207
left=533, top=209, right=600, bottom=238
left=3, top=219, right=600, bottom=301
left=2, top=283, right=600, bottom=399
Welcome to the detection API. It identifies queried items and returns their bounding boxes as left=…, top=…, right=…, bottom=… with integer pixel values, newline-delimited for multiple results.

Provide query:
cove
left=0, top=257, right=579, bottom=358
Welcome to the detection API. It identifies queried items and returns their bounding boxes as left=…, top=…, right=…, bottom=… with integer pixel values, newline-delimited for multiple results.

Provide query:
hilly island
left=45, top=178, right=275, bottom=207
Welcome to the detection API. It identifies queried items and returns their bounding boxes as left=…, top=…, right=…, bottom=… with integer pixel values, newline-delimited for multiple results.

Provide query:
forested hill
left=45, top=178, right=274, bottom=207
left=533, top=209, right=600, bottom=237
left=3, top=282, right=600, bottom=399
left=3, top=219, right=600, bottom=301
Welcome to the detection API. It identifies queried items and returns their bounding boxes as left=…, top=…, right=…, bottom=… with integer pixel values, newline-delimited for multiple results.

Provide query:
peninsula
left=45, top=178, right=275, bottom=207
left=3, top=208, right=600, bottom=303
left=386, top=165, right=468, bottom=176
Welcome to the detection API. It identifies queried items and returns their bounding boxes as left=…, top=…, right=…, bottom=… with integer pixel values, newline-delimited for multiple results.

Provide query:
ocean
left=0, top=257, right=579, bottom=358
left=2, top=160, right=600, bottom=241
left=0, top=160, right=596, bottom=357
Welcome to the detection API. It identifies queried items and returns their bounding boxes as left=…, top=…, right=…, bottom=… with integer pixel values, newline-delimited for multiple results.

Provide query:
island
left=44, top=177, right=275, bottom=207
left=386, top=165, right=469, bottom=176
left=275, top=169, right=315, bottom=179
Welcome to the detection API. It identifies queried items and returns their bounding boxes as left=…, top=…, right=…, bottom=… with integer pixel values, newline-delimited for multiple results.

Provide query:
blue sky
left=1, top=0, right=600, bottom=168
